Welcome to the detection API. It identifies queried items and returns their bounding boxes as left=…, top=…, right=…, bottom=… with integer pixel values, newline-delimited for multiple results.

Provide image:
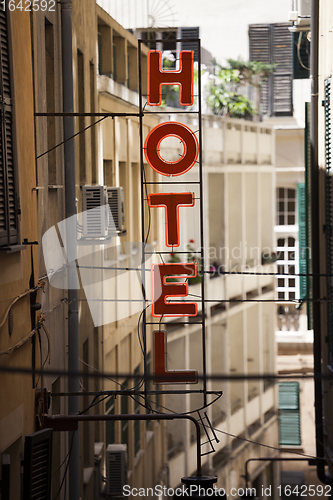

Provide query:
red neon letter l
left=154, top=330, right=198, bottom=384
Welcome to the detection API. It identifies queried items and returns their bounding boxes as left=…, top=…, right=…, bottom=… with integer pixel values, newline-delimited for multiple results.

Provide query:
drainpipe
left=60, top=1, right=80, bottom=498
left=310, top=0, right=333, bottom=485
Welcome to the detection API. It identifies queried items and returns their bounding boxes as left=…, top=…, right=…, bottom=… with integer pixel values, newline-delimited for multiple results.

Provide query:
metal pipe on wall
left=44, top=413, right=203, bottom=476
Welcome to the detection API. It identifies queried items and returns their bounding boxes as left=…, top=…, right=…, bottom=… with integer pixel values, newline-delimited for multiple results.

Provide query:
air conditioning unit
left=107, top=187, right=125, bottom=233
left=106, top=444, right=127, bottom=496
left=82, top=185, right=109, bottom=238
left=288, top=0, right=310, bottom=31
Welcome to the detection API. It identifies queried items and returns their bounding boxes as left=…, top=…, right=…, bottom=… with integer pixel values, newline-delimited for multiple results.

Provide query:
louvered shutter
left=305, top=102, right=313, bottom=329
left=0, top=8, right=17, bottom=247
left=324, top=79, right=333, bottom=362
left=249, top=23, right=293, bottom=117
left=249, top=24, right=270, bottom=115
left=23, top=429, right=53, bottom=500
left=181, top=27, right=199, bottom=62
left=271, top=23, right=293, bottom=116
left=298, top=183, right=307, bottom=300
left=279, top=382, right=301, bottom=446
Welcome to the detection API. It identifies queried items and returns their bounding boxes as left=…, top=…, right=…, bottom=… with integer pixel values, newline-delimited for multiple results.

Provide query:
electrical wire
left=0, top=281, right=45, bottom=330
left=0, top=364, right=323, bottom=381
left=51, top=431, right=75, bottom=500
left=0, top=324, right=39, bottom=356
left=125, top=390, right=331, bottom=463
left=297, top=32, right=310, bottom=71
left=137, top=304, right=151, bottom=355
left=36, top=117, right=107, bottom=160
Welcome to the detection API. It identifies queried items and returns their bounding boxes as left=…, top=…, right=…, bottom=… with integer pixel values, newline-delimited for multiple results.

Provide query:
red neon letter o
left=144, top=122, right=198, bottom=177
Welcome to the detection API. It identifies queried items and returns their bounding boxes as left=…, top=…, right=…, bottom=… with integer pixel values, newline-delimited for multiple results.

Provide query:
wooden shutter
left=0, top=8, right=17, bottom=247
left=249, top=23, right=293, bottom=117
left=271, top=23, right=293, bottom=116
left=23, top=429, right=53, bottom=500
left=279, top=382, right=301, bottom=446
left=181, top=27, right=199, bottom=62
left=249, top=24, right=270, bottom=115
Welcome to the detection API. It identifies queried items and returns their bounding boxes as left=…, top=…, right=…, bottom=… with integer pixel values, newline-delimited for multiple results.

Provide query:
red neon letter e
left=154, top=330, right=198, bottom=384
left=145, top=122, right=198, bottom=177
left=147, top=50, right=194, bottom=106
left=148, top=192, right=195, bottom=247
left=152, top=263, right=197, bottom=317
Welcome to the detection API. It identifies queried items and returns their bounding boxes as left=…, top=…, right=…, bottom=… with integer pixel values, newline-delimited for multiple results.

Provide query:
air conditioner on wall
left=106, top=444, right=128, bottom=497
left=107, top=187, right=125, bottom=233
left=82, top=185, right=109, bottom=238
left=288, top=0, right=311, bottom=32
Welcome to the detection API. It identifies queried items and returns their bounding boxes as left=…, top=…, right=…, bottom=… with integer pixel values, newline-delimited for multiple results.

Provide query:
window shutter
left=298, top=183, right=307, bottom=300
left=181, top=27, right=199, bottom=62
left=23, top=429, right=53, bottom=500
left=0, top=8, right=17, bottom=247
left=249, top=23, right=293, bottom=117
left=279, top=382, right=301, bottom=446
left=249, top=24, right=270, bottom=115
left=305, top=102, right=313, bottom=330
left=271, top=23, right=293, bottom=116
left=324, top=79, right=333, bottom=363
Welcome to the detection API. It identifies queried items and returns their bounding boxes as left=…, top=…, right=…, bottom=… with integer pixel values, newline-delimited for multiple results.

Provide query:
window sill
left=0, top=244, right=26, bottom=253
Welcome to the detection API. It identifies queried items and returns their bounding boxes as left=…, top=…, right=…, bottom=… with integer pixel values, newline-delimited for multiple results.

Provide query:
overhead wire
left=51, top=431, right=75, bottom=500
left=36, top=116, right=107, bottom=160
left=0, top=281, right=45, bottom=330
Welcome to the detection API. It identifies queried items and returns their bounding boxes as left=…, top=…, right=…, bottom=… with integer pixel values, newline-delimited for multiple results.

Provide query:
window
left=121, top=380, right=129, bottom=448
left=278, top=382, right=301, bottom=446
left=134, top=365, right=141, bottom=455
left=0, top=8, right=18, bottom=248
left=277, top=188, right=296, bottom=226
left=276, top=237, right=298, bottom=301
left=105, top=396, right=115, bottom=447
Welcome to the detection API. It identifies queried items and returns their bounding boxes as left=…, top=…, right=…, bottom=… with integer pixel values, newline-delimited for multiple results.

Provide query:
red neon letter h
left=147, top=50, right=194, bottom=106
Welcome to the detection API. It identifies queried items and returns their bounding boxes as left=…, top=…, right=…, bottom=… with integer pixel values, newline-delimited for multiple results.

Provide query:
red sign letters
left=145, top=49, right=198, bottom=384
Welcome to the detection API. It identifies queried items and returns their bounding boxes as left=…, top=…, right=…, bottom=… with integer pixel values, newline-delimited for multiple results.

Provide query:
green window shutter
left=324, top=78, right=333, bottom=363
left=279, top=382, right=301, bottom=446
left=298, top=183, right=307, bottom=300
left=304, top=101, right=313, bottom=329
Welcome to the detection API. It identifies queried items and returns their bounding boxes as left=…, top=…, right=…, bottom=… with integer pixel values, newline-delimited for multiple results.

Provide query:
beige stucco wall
left=0, top=9, right=38, bottom=496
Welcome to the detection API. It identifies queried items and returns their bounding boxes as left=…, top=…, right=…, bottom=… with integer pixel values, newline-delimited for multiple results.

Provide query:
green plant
left=207, top=58, right=276, bottom=119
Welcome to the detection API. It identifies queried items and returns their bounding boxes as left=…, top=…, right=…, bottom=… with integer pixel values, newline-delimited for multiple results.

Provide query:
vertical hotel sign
left=139, top=44, right=205, bottom=386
